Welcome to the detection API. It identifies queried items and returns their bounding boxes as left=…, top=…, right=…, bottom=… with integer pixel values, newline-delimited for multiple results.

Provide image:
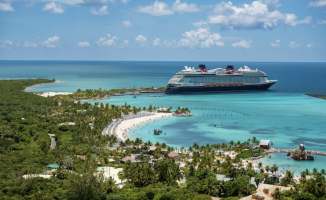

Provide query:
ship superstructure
left=164, top=65, right=277, bottom=94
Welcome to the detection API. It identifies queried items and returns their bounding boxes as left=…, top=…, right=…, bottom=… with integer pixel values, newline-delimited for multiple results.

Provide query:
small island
left=172, top=107, right=193, bottom=117
left=306, top=93, right=326, bottom=100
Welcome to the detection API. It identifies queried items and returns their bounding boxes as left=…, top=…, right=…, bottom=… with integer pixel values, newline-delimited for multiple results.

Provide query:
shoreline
left=24, top=80, right=59, bottom=92
left=116, top=113, right=173, bottom=141
left=306, top=93, right=326, bottom=100
left=38, top=92, right=73, bottom=97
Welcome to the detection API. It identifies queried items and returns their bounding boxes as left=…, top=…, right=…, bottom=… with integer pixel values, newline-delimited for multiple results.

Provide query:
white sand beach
left=39, top=92, right=73, bottom=97
left=116, top=113, right=172, bottom=141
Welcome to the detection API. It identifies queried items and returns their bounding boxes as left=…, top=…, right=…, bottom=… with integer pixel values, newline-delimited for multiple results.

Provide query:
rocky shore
left=172, top=113, right=194, bottom=117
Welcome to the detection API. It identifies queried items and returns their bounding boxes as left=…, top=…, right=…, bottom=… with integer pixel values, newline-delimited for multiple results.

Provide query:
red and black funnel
left=198, top=64, right=207, bottom=72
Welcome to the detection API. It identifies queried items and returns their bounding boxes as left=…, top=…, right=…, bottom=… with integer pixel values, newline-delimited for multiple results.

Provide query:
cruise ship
left=164, top=65, right=277, bottom=94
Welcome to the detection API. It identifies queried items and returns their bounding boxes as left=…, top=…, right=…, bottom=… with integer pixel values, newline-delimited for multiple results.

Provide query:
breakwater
left=266, top=148, right=326, bottom=156
left=246, top=148, right=326, bottom=161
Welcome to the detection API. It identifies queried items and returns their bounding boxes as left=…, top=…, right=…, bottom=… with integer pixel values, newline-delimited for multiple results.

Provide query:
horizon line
left=1, top=60, right=326, bottom=63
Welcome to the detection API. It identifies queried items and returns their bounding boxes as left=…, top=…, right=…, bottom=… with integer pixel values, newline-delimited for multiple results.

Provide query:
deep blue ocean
left=1, top=61, right=326, bottom=171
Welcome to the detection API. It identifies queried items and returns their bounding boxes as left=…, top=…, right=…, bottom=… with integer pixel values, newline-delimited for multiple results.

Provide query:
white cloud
left=135, top=35, right=147, bottom=46
left=122, top=20, right=132, bottom=27
left=0, top=39, right=13, bottom=48
left=121, top=40, right=129, bottom=48
left=232, top=40, right=252, bottom=48
left=138, top=0, right=201, bottom=16
left=77, top=42, right=90, bottom=47
left=270, top=39, right=280, bottom=48
left=42, top=2, right=65, bottom=14
left=201, top=34, right=224, bottom=48
left=308, top=0, right=326, bottom=7
left=288, top=41, right=299, bottom=49
left=90, top=5, right=109, bottom=15
left=172, top=0, right=200, bottom=13
left=95, top=34, right=119, bottom=47
left=284, top=14, right=311, bottom=26
left=41, top=36, right=60, bottom=48
left=23, top=41, right=38, bottom=48
left=192, top=20, right=208, bottom=28
left=153, top=38, right=161, bottom=47
left=307, top=44, right=314, bottom=48
left=208, top=1, right=311, bottom=30
left=317, top=20, right=326, bottom=24
left=46, top=0, right=108, bottom=6
left=163, top=39, right=178, bottom=48
left=138, top=0, right=174, bottom=16
left=0, top=3, right=14, bottom=12
left=121, top=0, right=130, bottom=3
left=178, top=25, right=224, bottom=49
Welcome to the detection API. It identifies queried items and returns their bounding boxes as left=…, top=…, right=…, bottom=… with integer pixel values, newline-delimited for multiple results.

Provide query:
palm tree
left=284, top=171, right=294, bottom=185
left=304, top=173, right=326, bottom=197
left=117, top=170, right=126, bottom=184
left=312, top=168, right=318, bottom=175
left=247, top=162, right=253, bottom=170
left=212, top=164, right=219, bottom=174
left=229, top=141, right=234, bottom=149
left=106, top=177, right=118, bottom=193
left=246, top=169, right=256, bottom=184
left=251, top=137, right=257, bottom=145
left=274, top=188, right=283, bottom=200
left=201, top=177, right=220, bottom=196
left=188, top=165, right=196, bottom=177
left=271, top=164, right=278, bottom=175
left=154, top=141, right=160, bottom=147
left=265, top=165, right=270, bottom=173
left=254, top=173, right=265, bottom=187
left=180, top=146, right=185, bottom=153
left=258, top=162, right=262, bottom=170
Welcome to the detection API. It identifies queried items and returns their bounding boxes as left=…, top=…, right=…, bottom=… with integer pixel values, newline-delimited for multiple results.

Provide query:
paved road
left=48, top=134, right=56, bottom=149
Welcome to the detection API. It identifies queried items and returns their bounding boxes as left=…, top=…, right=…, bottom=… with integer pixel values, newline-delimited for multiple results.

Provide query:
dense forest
left=0, top=79, right=325, bottom=200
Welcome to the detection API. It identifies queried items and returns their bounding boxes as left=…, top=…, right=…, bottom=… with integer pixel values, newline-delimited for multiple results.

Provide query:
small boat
left=133, top=96, right=137, bottom=98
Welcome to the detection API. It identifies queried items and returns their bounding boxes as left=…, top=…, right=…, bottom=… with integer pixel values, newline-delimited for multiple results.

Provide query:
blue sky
left=0, top=0, right=326, bottom=61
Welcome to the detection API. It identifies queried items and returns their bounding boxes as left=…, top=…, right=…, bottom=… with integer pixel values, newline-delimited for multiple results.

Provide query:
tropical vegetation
left=0, top=79, right=325, bottom=200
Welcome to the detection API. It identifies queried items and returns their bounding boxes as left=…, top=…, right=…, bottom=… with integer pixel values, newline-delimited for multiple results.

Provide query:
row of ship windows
left=183, top=76, right=263, bottom=83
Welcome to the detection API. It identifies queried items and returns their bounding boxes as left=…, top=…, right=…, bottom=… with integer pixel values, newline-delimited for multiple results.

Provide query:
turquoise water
left=259, top=153, right=326, bottom=176
left=93, top=92, right=326, bottom=152
left=0, top=61, right=325, bottom=94
left=1, top=61, right=326, bottom=169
